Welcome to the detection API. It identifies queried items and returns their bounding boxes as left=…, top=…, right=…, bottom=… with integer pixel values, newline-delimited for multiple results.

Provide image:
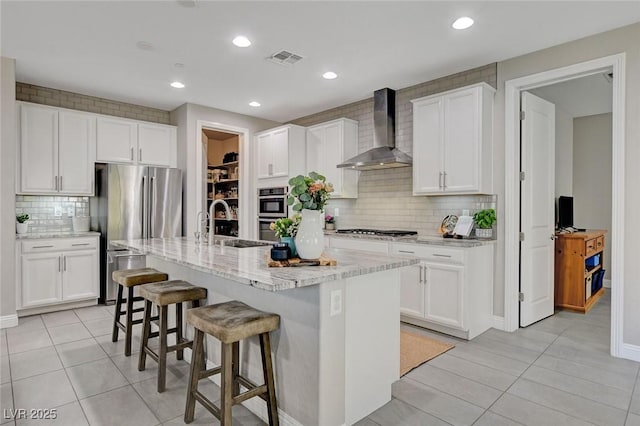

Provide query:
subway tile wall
left=15, top=195, right=90, bottom=234
left=291, top=63, right=498, bottom=236
left=16, top=83, right=171, bottom=124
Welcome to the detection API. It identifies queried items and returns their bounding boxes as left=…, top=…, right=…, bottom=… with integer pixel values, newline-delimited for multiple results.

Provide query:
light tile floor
left=0, top=292, right=637, bottom=425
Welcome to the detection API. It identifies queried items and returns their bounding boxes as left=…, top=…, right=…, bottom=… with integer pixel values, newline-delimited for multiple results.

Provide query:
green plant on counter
left=269, top=214, right=302, bottom=238
left=287, top=171, right=334, bottom=211
left=473, top=209, right=496, bottom=229
left=16, top=214, right=29, bottom=223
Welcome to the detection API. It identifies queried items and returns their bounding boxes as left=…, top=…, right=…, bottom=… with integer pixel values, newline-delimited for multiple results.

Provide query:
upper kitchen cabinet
left=411, top=83, right=495, bottom=195
left=19, top=102, right=95, bottom=195
left=97, top=117, right=177, bottom=167
left=306, top=118, right=358, bottom=198
left=255, top=124, right=306, bottom=181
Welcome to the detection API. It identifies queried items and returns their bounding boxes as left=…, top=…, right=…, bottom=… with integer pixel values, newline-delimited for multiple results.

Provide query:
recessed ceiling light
left=232, top=36, right=251, bottom=48
left=136, top=41, right=154, bottom=51
left=452, top=17, right=474, bottom=30
left=322, top=71, right=338, bottom=80
left=249, top=101, right=261, bottom=107
left=170, top=81, right=185, bottom=89
left=174, top=63, right=184, bottom=68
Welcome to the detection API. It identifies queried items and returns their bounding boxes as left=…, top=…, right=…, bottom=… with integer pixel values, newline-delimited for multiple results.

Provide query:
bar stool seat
left=111, top=268, right=169, bottom=357
left=138, top=280, right=207, bottom=393
left=185, top=301, right=280, bottom=425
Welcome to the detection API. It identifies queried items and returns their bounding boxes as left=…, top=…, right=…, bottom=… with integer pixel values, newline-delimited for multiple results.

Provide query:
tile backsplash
left=326, top=167, right=496, bottom=237
left=15, top=195, right=90, bottom=234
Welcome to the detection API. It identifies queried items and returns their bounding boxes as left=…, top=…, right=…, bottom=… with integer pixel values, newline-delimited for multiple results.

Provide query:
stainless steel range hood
left=337, top=88, right=412, bottom=170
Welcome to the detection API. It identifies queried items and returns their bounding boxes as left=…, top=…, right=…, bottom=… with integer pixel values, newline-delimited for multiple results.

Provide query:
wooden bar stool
left=138, top=280, right=207, bottom=392
left=112, top=268, right=168, bottom=356
left=184, top=300, right=280, bottom=426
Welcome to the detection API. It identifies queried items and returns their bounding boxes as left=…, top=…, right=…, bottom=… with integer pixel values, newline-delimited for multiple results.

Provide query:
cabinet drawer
left=22, top=237, right=98, bottom=254
left=391, top=243, right=464, bottom=264
left=585, top=238, right=598, bottom=257
left=596, top=236, right=605, bottom=251
left=329, top=237, right=388, bottom=254
left=57, top=237, right=99, bottom=252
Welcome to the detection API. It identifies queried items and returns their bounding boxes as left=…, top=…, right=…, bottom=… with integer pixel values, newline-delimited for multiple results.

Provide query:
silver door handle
left=59, top=176, right=62, bottom=190
left=439, top=172, right=443, bottom=189
left=130, top=147, right=134, bottom=161
left=139, top=148, right=142, bottom=162
left=33, top=245, right=54, bottom=249
left=418, top=265, right=423, bottom=283
left=63, top=256, right=66, bottom=271
left=142, top=176, right=148, bottom=239
left=71, top=243, right=90, bottom=246
left=150, top=176, right=155, bottom=237
left=58, top=256, right=61, bottom=272
left=398, top=250, right=415, bottom=254
left=422, top=265, right=427, bottom=284
left=443, top=171, right=447, bottom=189
left=54, top=176, right=58, bottom=190
left=433, top=254, right=452, bottom=258
left=268, top=163, right=273, bottom=176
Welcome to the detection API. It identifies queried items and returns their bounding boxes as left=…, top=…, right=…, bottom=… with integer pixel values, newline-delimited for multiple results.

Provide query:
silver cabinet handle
left=71, top=243, right=90, bottom=246
left=398, top=250, right=415, bottom=254
left=268, top=163, right=273, bottom=176
left=33, top=245, right=54, bottom=249
left=439, top=172, right=443, bottom=189
left=130, top=147, right=134, bottom=161
left=139, top=148, right=142, bottom=162
left=63, top=256, right=66, bottom=271
left=443, top=171, right=447, bottom=189
left=59, top=176, right=62, bottom=190
left=418, top=265, right=423, bottom=283
left=423, top=265, right=427, bottom=284
left=58, top=256, right=61, bottom=272
left=54, top=175, right=58, bottom=190
left=433, top=254, right=452, bottom=258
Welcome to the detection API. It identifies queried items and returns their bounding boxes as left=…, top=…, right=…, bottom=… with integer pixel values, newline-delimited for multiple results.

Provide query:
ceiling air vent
left=268, top=50, right=304, bottom=66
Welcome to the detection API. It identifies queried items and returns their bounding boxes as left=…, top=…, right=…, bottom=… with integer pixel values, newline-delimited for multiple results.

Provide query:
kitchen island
left=112, top=237, right=418, bottom=426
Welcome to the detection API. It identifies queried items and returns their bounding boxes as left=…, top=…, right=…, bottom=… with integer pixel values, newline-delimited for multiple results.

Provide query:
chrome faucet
left=195, top=210, right=209, bottom=245
left=208, top=200, right=232, bottom=245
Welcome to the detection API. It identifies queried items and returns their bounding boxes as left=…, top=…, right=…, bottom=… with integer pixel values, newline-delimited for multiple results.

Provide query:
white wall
left=170, top=103, right=279, bottom=239
left=573, top=113, right=612, bottom=279
left=554, top=107, right=574, bottom=198
left=496, top=22, right=640, bottom=345
left=0, top=57, right=17, bottom=326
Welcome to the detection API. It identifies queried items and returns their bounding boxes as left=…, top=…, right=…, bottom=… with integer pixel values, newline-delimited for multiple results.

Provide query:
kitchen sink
left=214, top=239, right=272, bottom=248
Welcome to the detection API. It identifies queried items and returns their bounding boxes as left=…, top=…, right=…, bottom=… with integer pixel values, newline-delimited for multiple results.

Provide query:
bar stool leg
left=232, top=341, right=240, bottom=397
left=260, top=333, right=279, bottom=426
left=112, top=284, right=123, bottom=342
left=176, top=302, right=184, bottom=361
left=220, top=342, right=233, bottom=426
left=138, top=300, right=152, bottom=371
left=125, top=286, right=135, bottom=356
left=184, top=329, right=204, bottom=424
left=158, top=304, right=168, bottom=392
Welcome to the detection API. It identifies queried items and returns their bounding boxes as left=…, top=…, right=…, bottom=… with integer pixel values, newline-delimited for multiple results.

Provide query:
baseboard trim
left=492, top=315, right=505, bottom=331
left=604, top=279, right=611, bottom=288
left=183, top=348, right=302, bottom=426
left=0, top=314, right=19, bottom=329
left=619, top=343, right=640, bottom=363
left=17, top=299, right=97, bottom=317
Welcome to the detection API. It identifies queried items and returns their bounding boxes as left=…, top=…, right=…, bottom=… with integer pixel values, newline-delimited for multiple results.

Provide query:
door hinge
left=519, top=232, right=525, bottom=241
left=520, top=171, right=525, bottom=181
left=519, top=292, right=524, bottom=302
left=520, top=110, right=525, bottom=120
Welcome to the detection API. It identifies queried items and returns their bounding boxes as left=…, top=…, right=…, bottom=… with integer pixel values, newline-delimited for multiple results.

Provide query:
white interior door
left=520, top=92, right=556, bottom=327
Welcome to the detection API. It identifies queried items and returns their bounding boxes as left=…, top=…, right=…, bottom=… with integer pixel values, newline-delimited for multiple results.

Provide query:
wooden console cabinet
left=554, top=229, right=606, bottom=313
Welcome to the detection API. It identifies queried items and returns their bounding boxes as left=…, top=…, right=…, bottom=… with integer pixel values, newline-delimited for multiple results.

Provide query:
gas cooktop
left=336, top=229, right=418, bottom=237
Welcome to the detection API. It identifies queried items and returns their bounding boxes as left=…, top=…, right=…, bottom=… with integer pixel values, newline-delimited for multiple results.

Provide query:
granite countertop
left=112, top=237, right=419, bottom=292
left=16, top=231, right=101, bottom=240
left=325, top=231, right=494, bottom=247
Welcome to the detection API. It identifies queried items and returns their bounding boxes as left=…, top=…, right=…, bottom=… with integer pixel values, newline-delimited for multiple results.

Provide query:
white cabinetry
left=18, top=236, right=99, bottom=311
left=97, top=117, right=176, bottom=167
left=391, top=242, right=493, bottom=339
left=411, top=83, right=495, bottom=195
left=306, top=118, right=359, bottom=198
left=255, top=125, right=306, bottom=182
left=19, top=103, right=95, bottom=195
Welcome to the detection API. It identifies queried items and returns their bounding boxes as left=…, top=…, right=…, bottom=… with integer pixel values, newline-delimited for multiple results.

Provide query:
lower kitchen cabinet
left=391, top=242, right=494, bottom=339
left=17, top=236, right=99, bottom=312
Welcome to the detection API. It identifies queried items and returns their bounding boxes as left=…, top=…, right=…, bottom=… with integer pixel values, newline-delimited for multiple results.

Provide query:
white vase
left=16, top=222, right=28, bottom=234
left=294, top=209, right=325, bottom=259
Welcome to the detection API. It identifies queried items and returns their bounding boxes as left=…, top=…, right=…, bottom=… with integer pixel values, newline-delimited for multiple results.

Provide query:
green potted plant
left=16, top=213, right=29, bottom=234
left=473, top=209, right=496, bottom=239
left=269, top=214, right=302, bottom=257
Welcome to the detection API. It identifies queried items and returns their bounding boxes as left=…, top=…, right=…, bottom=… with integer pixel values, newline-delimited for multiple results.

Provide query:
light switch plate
left=334, top=207, right=339, bottom=217
left=330, top=289, right=342, bottom=316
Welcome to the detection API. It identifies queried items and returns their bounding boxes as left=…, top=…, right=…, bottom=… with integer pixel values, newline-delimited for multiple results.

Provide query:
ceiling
left=2, top=1, right=639, bottom=122
left=531, top=72, right=613, bottom=118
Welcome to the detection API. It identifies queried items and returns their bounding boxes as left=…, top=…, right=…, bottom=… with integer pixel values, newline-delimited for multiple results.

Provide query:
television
left=558, top=196, right=573, bottom=228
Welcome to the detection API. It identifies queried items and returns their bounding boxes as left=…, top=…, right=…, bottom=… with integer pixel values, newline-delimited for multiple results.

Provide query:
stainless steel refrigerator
left=91, top=163, right=182, bottom=303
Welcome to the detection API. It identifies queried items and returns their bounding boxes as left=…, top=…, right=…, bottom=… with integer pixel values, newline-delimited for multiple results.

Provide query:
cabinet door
left=20, top=104, right=58, bottom=193
left=58, top=110, right=95, bottom=195
left=62, top=250, right=99, bottom=301
left=322, top=122, right=344, bottom=196
left=423, top=263, right=464, bottom=329
left=306, top=126, right=324, bottom=181
left=21, top=253, right=62, bottom=308
left=443, top=88, right=479, bottom=192
left=96, top=117, right=137, bottom=163
left=256, top=132, right=273, bottom=179
left=138, top=123, right=175, bottom=167
left=412, top=98, right=443, bottom=194
left=270, top=128, right=289, bottom=178
left=400, top=264, right=425, bottom=318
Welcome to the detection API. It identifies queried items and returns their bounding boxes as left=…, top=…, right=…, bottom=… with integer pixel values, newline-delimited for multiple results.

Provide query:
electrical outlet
left=54, top=206, right=62, bottom=217
left=334, top=207, right=339, bottom=217
left=67, top=206, right=75, bottom=217
left=330, top=289, right=342, bottom=316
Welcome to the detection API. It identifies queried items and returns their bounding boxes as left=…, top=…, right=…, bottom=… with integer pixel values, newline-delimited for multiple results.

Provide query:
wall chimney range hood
left=337, top=88, right=412, bottom=170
